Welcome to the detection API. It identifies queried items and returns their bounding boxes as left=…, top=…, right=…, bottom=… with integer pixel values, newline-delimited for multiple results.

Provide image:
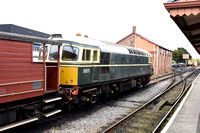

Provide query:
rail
left=103, top=69, right=199, bottom=133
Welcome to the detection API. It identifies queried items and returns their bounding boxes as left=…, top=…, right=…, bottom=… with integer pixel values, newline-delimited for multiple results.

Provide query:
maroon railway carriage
left=0, top=32, right=62, bottom=131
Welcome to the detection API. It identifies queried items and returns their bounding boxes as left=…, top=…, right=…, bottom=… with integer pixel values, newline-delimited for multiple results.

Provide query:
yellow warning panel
left=60, top=67, right=78, bottom=85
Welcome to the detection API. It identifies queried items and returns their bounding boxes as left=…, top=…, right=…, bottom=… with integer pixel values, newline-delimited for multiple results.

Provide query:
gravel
left=26, top=78, right=172, bottom=133
left=22, top=68, right=195, bottom=133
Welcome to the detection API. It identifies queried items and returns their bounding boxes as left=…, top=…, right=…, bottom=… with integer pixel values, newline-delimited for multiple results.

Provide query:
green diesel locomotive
left=40, top=36, right=152, bottom=104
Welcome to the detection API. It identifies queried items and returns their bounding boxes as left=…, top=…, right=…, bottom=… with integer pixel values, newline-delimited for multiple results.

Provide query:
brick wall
left=117, top=29, right=172, bottom=75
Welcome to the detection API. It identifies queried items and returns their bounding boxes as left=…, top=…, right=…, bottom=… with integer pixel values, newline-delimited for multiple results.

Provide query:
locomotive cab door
left=46, top=64, right=59, bottom=92
left=44, top=45, right=60, bottom=92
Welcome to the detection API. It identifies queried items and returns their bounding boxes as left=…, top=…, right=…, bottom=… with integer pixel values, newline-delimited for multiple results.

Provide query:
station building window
left=62, top=45, right=79, bottom=61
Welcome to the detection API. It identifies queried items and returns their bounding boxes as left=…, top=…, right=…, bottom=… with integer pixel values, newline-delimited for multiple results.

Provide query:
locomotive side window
left=49, top=45, right=58, bottom=60
left=82, top=49, right=85, bottom=60
left=100, top=52, right=110, bottom=64
left=82, top=49, right=91, bottom=61
left=93, top=50, right=98, bottom=61
left=86, top=50, right=91, bottom=61
left=100, top=52, right=110, bottom=74
left=62, top=45, right=79, bottom=61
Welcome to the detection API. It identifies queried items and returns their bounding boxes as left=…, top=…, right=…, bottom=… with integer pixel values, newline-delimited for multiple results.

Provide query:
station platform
left=162, top=74, right=200, bottom=133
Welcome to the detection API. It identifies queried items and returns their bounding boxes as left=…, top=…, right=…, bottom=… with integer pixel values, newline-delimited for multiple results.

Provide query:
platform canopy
left=164, top=0, right=200, bottom=54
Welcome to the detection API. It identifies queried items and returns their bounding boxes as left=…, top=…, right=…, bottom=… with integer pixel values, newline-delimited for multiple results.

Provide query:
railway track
left=103, top=69, right=200, bottom=133
left=1, top=69, right=194, bottom=132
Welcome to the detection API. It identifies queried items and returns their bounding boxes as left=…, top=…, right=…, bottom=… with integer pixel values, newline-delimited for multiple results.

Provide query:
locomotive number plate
left=83, top=69, right=90, bottom=73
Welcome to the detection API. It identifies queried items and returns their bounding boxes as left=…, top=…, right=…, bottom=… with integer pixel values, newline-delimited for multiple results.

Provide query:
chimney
left=76, top=33, right=81, bottom=36
left=84, top=35, right=88, bottom=38
left=132, top=26, right=136, bottom=33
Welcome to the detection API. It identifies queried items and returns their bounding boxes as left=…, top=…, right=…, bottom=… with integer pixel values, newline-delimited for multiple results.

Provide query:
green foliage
left=172, top=47, right=192, bottom=63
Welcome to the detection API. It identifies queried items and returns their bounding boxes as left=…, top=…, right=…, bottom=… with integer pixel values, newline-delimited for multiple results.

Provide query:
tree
left=172, top=50, right=179, bottom=63
left=172, top=47, right=192, bottom=63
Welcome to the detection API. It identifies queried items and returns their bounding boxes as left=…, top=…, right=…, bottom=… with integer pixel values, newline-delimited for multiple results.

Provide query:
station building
left=117, top=26, right=172, bottom=75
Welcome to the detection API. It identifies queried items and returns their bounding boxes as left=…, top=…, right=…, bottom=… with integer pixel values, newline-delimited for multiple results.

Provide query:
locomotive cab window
left=38, top=45, right=48, bottom=60
left=62, top=45, right=79, bottom=61
left=82, top=49, right=91, bottom=61
left=49, top=45, right=58, bottom=60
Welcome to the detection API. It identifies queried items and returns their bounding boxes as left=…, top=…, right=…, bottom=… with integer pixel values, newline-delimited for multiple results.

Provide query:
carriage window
left=49, top=45, right=58, bottom=60
left=62, top=45, right=79, bottom=61
left=93, top=50, right=98, bottom=61
left=82, top=49, right=91, bottom=61
left=38, top=46, right=48, bottom=60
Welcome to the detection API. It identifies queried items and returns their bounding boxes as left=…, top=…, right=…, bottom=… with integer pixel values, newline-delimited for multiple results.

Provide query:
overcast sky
left=1, top=0, right=199, bottom=58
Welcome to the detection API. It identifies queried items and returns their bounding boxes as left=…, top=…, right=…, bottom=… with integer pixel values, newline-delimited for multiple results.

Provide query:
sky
left=1, top=0, right=200, bottom=58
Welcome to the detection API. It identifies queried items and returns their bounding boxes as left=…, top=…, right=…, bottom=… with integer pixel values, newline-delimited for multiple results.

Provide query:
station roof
left=164, top=0, right=200, bottom=54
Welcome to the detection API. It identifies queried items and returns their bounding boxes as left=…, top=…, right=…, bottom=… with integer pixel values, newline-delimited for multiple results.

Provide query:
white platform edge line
left=161, top=73, right=200, bottom=133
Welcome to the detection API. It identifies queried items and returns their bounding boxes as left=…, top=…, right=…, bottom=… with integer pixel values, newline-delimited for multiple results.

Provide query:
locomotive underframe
left=0, top=74, right=150, bottom=127
left=62, top=74, right=151, bottom=106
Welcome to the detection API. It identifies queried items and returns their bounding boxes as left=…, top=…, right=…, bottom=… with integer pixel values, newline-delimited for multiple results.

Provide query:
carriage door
left=46, top=45, right=60, bottom=92
left=92, top=50, right=99, bottom=82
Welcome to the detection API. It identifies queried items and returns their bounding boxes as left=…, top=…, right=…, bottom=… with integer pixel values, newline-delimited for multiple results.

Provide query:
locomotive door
left=46, top=64, right=59, bottom=92
left=92, top=50, right=99, bottom=82
left=45, top=45, right=60, bottom=92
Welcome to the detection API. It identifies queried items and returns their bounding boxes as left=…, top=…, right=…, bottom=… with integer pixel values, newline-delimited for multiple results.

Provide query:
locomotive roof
left=59, top=36, right=152, bottom=57
left=0, top=32, right=62, bottom=45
